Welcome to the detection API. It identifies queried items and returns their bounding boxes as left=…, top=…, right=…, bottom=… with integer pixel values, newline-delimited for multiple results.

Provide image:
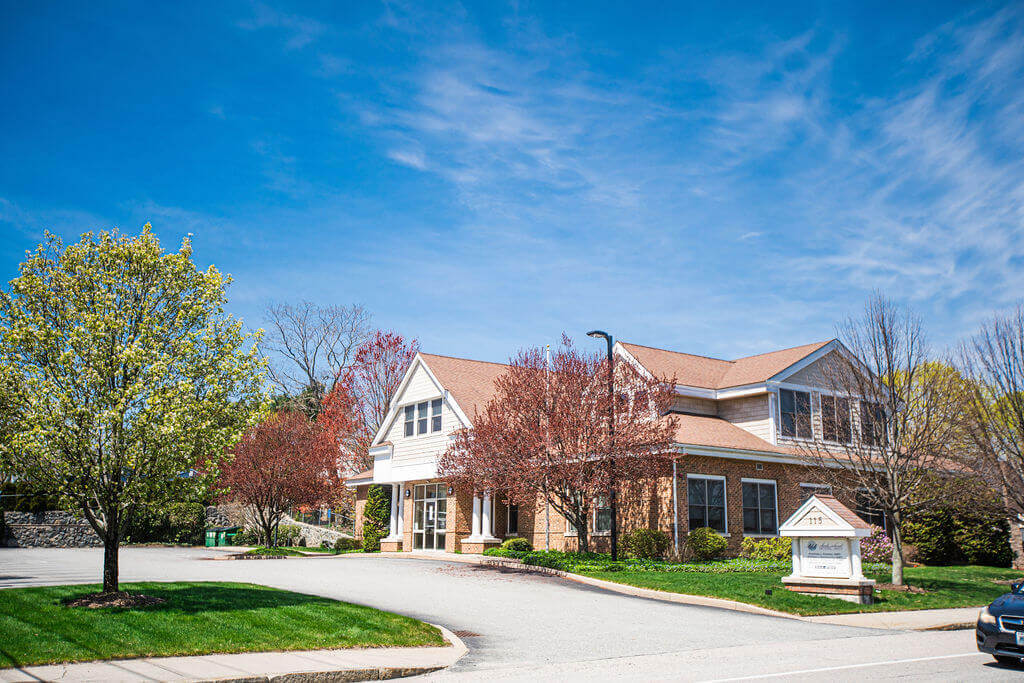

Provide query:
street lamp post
left=587, top=329, right=618, bottom=560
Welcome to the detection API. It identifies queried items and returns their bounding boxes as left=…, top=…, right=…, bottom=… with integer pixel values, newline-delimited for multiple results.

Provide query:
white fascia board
left=613, top=342, right=655, bottom=380
left=672, top=382, right=768, bottom=400
left=769, top=340, right=842, bottom=384
left=370, top=354, right=430, bottom=447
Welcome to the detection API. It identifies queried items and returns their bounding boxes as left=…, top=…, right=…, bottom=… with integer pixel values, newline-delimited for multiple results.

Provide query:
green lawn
left=0, top=582, right=444, bottom=667
left=581, top=565, right=1023, bottom=616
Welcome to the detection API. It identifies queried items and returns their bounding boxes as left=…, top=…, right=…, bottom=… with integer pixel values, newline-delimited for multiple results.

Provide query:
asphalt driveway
left=0, top=548, right=1015, bottom=680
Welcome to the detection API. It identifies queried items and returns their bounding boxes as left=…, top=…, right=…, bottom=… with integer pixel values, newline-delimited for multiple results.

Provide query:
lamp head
left=587, top=330, right=609, bottom=340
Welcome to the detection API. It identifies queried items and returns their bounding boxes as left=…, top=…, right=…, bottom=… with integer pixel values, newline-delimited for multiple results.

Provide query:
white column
left=388, top=483, right=400, bottom=539
left=396, top=483, right=405, bottom=538
left=790, top=538, right=800, bottom=578
left=482, top=490, right=494, bottom=539
left=850, top=539, right=864, bottom=579
left=471, top=494, right=482, bottom=538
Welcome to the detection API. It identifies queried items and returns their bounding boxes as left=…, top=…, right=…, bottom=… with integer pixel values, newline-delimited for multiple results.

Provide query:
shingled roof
left=619, top=340, right=834, bottom=389
left=419, top=353, right=509, bottom=420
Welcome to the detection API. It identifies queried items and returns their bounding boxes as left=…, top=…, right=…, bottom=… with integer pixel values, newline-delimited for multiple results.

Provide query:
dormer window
left=404, top=405, right=415, bottom=437
left=404, top=399, right=443, bottom=437
left=779, top=389, right=812, bottom=439
left=431, top=398, right=442, bottom=432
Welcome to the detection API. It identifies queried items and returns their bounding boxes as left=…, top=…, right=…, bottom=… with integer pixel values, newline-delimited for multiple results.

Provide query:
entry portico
left=356, top=352, right=510, bottom=553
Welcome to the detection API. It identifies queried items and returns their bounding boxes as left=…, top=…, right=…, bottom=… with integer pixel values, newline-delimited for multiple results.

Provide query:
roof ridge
left=730, top=339, right=834, bottom=362
left=619, top=341, right=735, bottom=365
left=419, top=352, right=509, bottom=368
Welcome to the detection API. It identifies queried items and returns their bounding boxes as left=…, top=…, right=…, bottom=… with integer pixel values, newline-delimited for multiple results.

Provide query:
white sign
left=800, top=538, right=850, bottom=578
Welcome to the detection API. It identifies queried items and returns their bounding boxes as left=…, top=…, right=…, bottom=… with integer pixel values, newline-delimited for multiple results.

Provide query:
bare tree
left=961, top=304, right=1024, bottom=527
left=262, top=301, right=371, bottom=410
left=803, top=295, right=964, bottom=585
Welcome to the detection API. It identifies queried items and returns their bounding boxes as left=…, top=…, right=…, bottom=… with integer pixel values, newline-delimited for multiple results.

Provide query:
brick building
left=349, top=339, right=885, bottom=555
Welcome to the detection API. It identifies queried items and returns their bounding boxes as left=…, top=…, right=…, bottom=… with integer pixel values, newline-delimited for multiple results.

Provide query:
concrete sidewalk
left=807, top=606, right=982, bottom=630
left=0, top=625, right=466, bottom=682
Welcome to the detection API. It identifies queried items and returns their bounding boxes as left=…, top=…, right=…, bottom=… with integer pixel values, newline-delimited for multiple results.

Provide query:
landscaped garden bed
left=0, top=581, right=444, bottom=667
left=481, top=548, right=1023, bottom=615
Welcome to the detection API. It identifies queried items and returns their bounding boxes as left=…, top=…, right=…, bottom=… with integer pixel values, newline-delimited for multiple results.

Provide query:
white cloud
left=237, top=2, right=325, bottom=50
left=387, top=148, right=427, bottom=170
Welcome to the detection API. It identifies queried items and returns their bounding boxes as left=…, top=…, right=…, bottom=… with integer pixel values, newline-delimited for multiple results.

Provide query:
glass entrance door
left=413, top=484, right=447, bottom=550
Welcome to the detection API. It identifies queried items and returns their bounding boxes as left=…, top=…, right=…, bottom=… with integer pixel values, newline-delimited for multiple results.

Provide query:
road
left=0, top=547, right=1019, bottom=680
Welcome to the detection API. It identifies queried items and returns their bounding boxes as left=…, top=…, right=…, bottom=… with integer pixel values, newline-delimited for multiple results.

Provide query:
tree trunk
left=890, top=513, right=905, bottom=586
left=102, top=525, right=120, bottom=593
left=576, top=517, right=589, bottom=553
left=261, top=519, right=275, bottom=547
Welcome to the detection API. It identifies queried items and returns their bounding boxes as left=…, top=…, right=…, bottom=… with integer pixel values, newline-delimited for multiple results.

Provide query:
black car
left=977, top=581, right=1024, bottom=665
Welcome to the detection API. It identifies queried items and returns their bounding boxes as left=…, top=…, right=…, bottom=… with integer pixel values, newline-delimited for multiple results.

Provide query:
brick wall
left=352, top=455, right=859, bottom=556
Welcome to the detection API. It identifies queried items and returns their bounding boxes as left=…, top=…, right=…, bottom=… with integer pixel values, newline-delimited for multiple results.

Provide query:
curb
left=0, top=625, right=467, bottom=683
left=206, top=625, right=468, bottom=683
left=479, top=557, right=802, bottom=620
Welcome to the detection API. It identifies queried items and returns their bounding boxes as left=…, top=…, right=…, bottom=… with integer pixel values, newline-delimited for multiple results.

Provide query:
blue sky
left=2, top=1, right=1023, bottom=363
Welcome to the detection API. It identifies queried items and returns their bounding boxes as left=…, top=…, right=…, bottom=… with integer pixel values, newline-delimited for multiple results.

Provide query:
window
left=799, top=483, right=832, bottom=502
left=860, top=401, right=884, bottom=446
left=595, top=495, right=612, bottom=534
left=742, top=480, right=777, bottom=535
left=780, top=389, right=812, bottom=439
left=687, top=476, right=727, bottom=534
left=431, top=398, right=442, bottom=432
left=404, top=405, right=415, bottom=437
left=821, top=395, right=852, bottom=443
left=506, top=504, right=519, bottom=535
left=416, top=401, right=428, bottom=435
left=856, top=490, right=887, bottom=530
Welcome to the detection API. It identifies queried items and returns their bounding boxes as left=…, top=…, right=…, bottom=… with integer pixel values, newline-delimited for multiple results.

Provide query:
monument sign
left=779, top=494, right=875, bottom=604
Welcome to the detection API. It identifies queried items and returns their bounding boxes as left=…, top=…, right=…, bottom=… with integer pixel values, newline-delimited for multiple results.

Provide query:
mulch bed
left=62, top=591, right=166, bottom=609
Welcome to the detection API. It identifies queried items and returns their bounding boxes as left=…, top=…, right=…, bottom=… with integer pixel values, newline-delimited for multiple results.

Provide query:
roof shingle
left=620, top=340, right=834, bottom=389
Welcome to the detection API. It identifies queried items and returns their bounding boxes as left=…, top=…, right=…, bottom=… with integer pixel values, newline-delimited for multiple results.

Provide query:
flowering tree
left=219, top=411, right=336, bottom=546
left=439, top=337, right=677, bottom=553
left=320, top=330, right=419, bottom=473
left=0, top=227, right=264, bottom=593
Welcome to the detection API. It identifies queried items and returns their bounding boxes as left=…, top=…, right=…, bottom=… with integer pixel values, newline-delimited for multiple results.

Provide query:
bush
left=334, top=537, right=361, bottom=552
left=361, top=485, right=390, bottom=553
left=623, top=528, right=670, bottom=560
left=686, top=527, right=727, bottom=561
left=521, top=551, right=563, bottom=569
left=125, top=502, right=205, bottom=545
left=903, top=510, right=1012, bottom=567
left=501, top=537, right=533, bottom=552
left=740, top=536, right=790, bottom=561
left=362, top=526, right=383, bottom=552
left=859, top=526, right=893, bottom=563
left=232, top=527, right=258, bottom=545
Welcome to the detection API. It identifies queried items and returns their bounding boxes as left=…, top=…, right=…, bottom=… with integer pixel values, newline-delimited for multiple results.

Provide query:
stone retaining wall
left=2, top=511, right=101, bottom=547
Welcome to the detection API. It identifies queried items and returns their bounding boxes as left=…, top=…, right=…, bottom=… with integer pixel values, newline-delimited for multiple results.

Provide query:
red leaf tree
left=320, top=330, right=419, bottom=473
left=219, top=411, right=336, bottom=546
left=438, top=337, right=677, bottom=553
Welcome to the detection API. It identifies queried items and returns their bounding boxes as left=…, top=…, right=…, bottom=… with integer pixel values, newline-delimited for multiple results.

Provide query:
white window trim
left=505, top=503, right=519, bottom=537
left=593, top=495, right=613, bottom=536
left=741, top=478, right=779, bottom=537
left=686, top=473, right=729, bottom=537
left=398, top=397, right=444, bottom=438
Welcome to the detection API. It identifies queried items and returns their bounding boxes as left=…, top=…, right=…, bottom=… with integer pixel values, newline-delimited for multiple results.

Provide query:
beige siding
left=718, top=395, right=772, bottom=441
left=385, top=362, right=467, bottom=471
left=670, top=396, right=717, bottom=416
left=784, top=351, right=840, bottom=390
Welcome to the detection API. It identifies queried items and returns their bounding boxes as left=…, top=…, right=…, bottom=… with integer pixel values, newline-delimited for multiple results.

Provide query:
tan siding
left=670, top=396, right=718, bottom=416
left=718, top=395, right=771, bottom=441
left=784, top=350, right=840, bottom=390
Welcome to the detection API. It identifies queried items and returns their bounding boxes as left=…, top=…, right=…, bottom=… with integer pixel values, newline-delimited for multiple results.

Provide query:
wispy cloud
left=237, top=2, right=325, bottom=50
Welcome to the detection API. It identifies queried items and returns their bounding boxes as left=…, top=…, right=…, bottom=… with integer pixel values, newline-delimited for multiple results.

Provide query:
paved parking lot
left=0, top=547, right=1018, bottom=680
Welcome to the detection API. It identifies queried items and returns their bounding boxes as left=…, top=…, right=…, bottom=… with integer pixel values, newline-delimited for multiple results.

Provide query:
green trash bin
left=205, top=529, right=218, bottom=547
left=224, top=527, right=240, bottom=545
